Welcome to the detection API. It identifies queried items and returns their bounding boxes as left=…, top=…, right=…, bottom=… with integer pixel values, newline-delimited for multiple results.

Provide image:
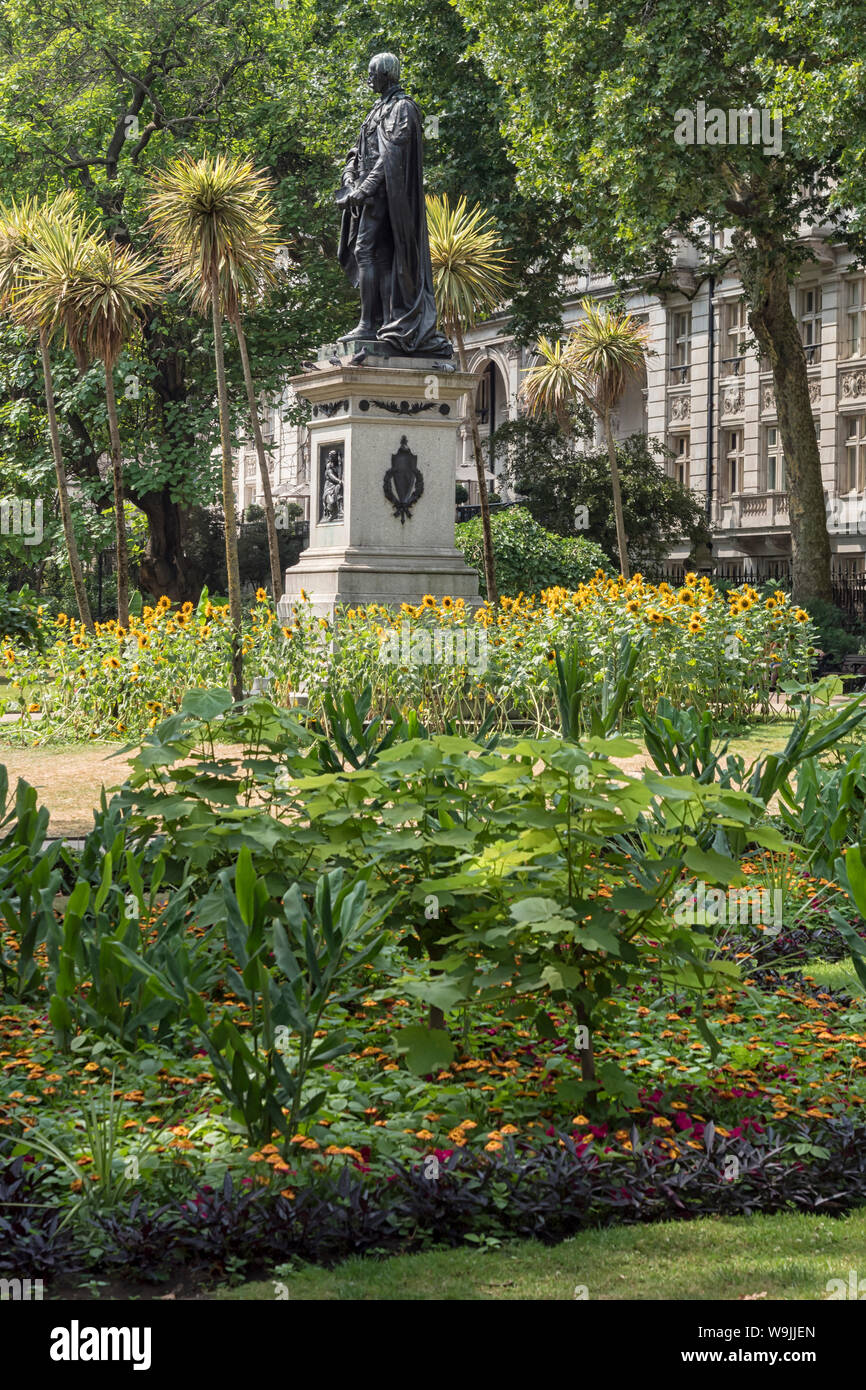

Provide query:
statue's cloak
left=338, top=89, right=452, bottom=358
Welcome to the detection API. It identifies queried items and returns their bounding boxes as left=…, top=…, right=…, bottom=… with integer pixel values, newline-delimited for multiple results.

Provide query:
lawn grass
left=802, top=958, right=866, bottom=996
left=211, top=1208, right=866, bottom=1300
left=723, top=721, right=797, bottom=762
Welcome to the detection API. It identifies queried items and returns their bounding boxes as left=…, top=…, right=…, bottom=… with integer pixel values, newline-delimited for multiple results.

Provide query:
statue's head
left=367, top=52, right=400, bottom=94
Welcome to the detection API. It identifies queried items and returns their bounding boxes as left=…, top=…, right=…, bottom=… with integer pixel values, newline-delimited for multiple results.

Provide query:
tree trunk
left=738, top=241, right=832, bottom=607
left=454, top=324, right=499, bottom=606
left=104, top=364, right=130, bottom=627
left=39, top=329, right=94, bottom=633
left=604, top=409, right=630, bottom=580
left=211, top=295, right=244, bottom=702
left=233, top=314, right=283, bottom=602
left=137, top=490, right=196, bottom=603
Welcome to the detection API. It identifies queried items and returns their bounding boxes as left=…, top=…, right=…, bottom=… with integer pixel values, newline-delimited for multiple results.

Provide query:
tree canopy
left=456, top=0, right=866, bottom=603
left=0, top=0, right=572, bottom=599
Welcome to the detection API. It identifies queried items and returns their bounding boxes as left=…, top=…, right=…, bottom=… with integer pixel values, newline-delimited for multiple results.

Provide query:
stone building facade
left=235, top=233, right=866, bottom=576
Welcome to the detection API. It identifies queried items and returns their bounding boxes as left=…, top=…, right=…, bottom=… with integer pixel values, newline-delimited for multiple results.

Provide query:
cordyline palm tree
left=76, top=241, right=163, bottom=628
left=0, top=195, right=95, bottom=632
left=27, top=237, right=164, bottom=627
left=520, top=336, right=582, bottom=436
left=426, top=194, right=511, bottom=607
left=146, top=154, right=283, bottom=701
left=522, top=300, right=649, bottom=580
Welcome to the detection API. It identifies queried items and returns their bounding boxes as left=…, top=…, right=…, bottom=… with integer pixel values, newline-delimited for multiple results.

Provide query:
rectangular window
left=841, top=414, right=866, bottom=493
left=722, top=298, right=747, bottom=375
left=723, top=428, right=744, bottom=499
left=846, top=278, right=866, bottom=359
left=668, top=433, right=690, bottom=487
left=798, top=287, right=822, bottom=364
left=670, top=309, right=691, bottom=383
left=763, top=426, right=786, bottom=492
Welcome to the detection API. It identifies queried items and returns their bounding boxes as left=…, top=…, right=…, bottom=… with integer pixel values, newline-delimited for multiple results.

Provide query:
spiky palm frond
left=0, top=192, right=84, bottom=317
left=520, top=334, right=587, bottom=422
left=0, top=197, right=40, bottom=308
left=145, top=154, right=281, bottom=319
left=7, top=198, right=99, bottom=362
left=569, top=298, right=650, bottom=413
left=62, top=239, right=163, bottom=368
left=426, top=193, right=512, bottom=333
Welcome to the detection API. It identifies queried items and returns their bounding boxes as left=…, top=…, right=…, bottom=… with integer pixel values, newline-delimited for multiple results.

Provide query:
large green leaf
left=181, top=687, right=233, bottom=721
left=395, top=1025, right=455, bottom=1077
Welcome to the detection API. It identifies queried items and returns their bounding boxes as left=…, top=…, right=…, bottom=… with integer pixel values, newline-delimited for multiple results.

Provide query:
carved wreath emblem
left=383, top=435, right=424, bottom=524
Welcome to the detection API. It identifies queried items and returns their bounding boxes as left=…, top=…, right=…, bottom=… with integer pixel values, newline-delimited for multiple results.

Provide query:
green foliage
left=0, top=585, right=42, bottom=645
left=314, top=684, right=405, bottom=772
left=779, top=748, right=866, bottom=879
left=16, top=1073, right=162, bottom=1218
left=0, top=769, right=63, bottom=999
left=121, top=853, right=389, bottom=1143
left=117, top=702, right=777, bottom=1103
left=494, top=417, right=710, bottom=564
left=798, top=598, right=861, bottom=667
left=454, top=0, right=866, bottom=278
left=43, top=848, right=208, bottom=1052
left=456, top=506, right=611, bottom=597
left=551, top=633, right=641, bottom=742
left=0, top=0, right=570, bottom=598
left=639, top=685, right=866, bottom=860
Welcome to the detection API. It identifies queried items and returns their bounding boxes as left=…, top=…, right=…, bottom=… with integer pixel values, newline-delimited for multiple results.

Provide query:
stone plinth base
left=277, top=356, right=480, bottom=620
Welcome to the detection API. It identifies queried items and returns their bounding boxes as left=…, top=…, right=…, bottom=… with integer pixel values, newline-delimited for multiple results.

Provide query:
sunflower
left=255, top=587, right=267, bottom=603
left=421, top=594, right=436, bottom=608
left=137, top=634, right=149, bottom=650
left=104, top=656, right=121, bottom=670
left=794, top=608, right=809, bottom=622
left=441, top=596, right=453, bottom=610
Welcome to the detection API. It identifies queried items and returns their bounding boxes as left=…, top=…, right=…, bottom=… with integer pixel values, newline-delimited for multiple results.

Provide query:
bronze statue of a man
left=337, top=52, right=452, bottom=358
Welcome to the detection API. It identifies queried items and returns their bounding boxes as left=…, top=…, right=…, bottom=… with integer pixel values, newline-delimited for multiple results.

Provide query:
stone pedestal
left=277, top=352, right=481, bottom=618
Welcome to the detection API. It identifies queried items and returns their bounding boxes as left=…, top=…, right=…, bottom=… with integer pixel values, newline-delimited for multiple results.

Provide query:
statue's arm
left=341, top=145, right=359, bottom=184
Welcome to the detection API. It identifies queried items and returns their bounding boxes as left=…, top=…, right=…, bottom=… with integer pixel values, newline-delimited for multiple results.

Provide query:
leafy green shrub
left=799, top=598, right=861, bottom=666
left=493, top=418, right=710, bottom=564
left=456, top=506, right=611, bottom=597
left=0, top=584, right=41, bottom=647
